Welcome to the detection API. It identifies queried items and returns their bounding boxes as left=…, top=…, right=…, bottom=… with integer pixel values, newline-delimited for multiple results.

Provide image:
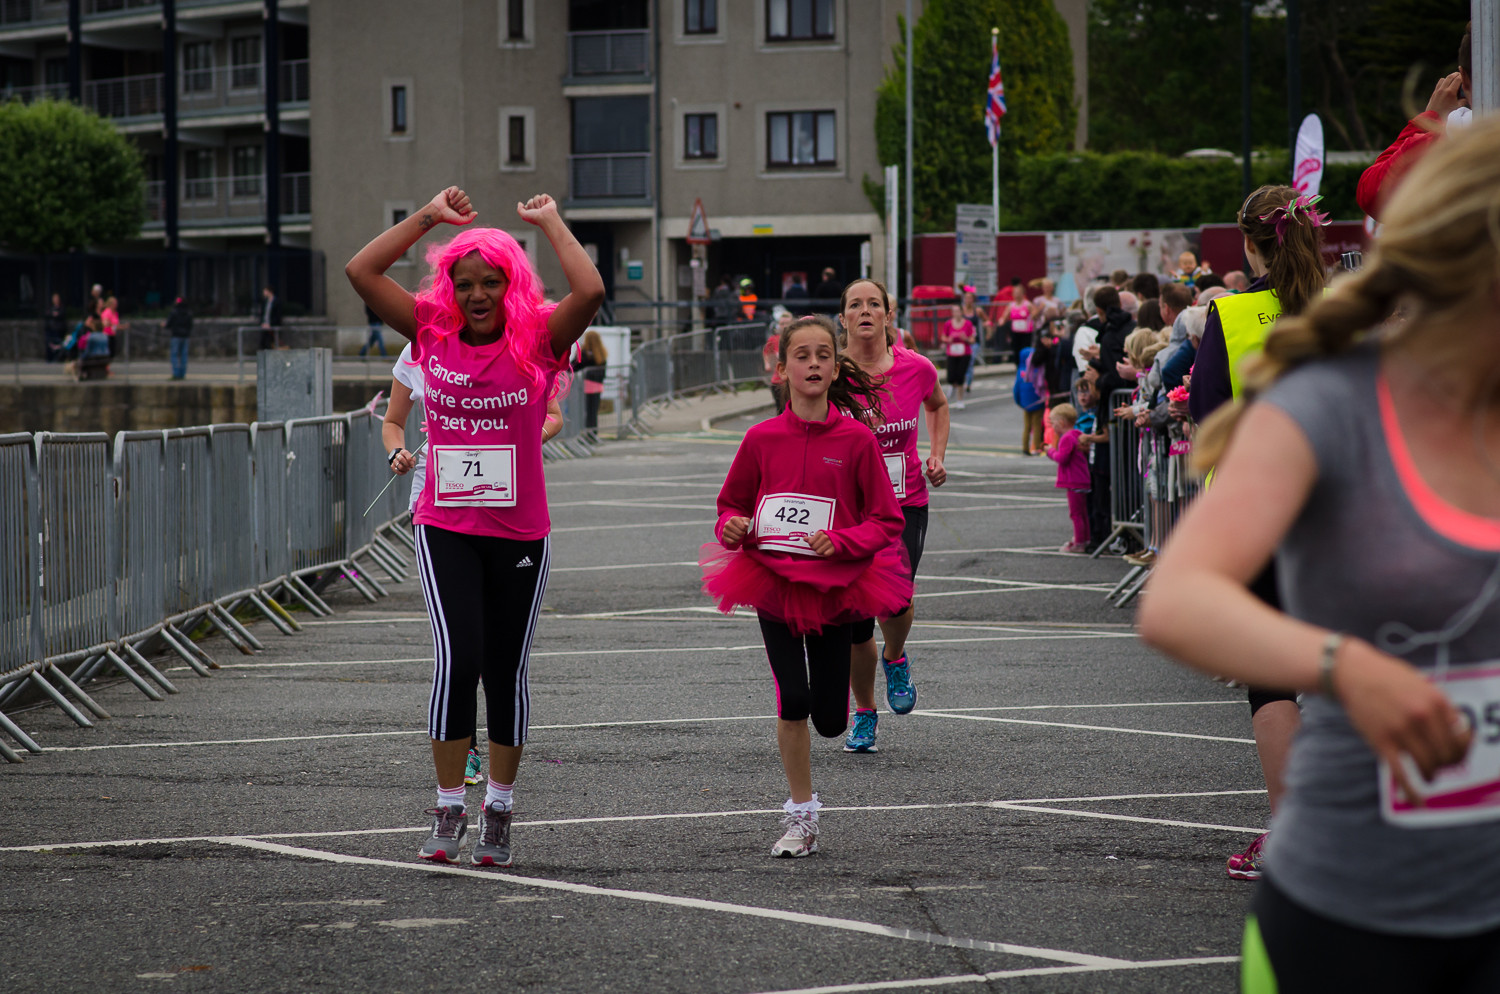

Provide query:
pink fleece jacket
left=714, top=404, right=905, bottom=590
left=1047, top=428, right=1091, bottom=490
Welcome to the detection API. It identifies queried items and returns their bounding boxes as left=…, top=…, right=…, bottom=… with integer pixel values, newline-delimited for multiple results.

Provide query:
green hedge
left=1001, top=152, right=1366, bottom=232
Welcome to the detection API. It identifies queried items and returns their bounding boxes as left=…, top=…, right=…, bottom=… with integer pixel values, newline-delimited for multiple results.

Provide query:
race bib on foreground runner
left=433, top=445, right=517, bottom=507
left=1380, top=663, right=1500, bottom=828
left=883, top=454, right=907, bottom=497
left=753, top=493, right=835, bottom=556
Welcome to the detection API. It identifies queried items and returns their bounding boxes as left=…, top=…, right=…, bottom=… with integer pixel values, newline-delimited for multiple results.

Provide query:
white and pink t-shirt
left=871, top=347, right=939, bottom=508
left=408, top=325, right=563, bottom=540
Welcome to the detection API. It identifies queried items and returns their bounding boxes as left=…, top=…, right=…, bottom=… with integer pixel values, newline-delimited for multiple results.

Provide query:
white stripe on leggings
left=414, top=525, right=454, bottom=741
left=512, top=534, right=551, bottom=745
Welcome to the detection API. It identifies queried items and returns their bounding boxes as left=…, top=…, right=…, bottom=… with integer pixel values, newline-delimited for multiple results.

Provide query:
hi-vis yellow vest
left=1211, top=289, right=1280, bottom=399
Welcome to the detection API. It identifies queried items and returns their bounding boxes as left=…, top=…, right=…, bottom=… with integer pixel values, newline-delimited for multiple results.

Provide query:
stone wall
left=0, top=380, right=388, bottom=433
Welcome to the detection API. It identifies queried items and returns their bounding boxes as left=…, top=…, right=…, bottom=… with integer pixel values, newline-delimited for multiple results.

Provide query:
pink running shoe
left=1226, top=833, right=1267, bottom=881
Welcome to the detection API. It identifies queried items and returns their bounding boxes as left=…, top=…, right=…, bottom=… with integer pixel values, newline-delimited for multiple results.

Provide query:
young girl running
left=702, top=315, right=910, bottom=856
left=348, top=186, right=604, bottom=868
left=1142, top=118, right=1500, bottom=992
left=839, top=279, right=949, bottom=753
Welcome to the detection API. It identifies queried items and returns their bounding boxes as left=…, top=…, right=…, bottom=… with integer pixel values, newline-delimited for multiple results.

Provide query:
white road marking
left=550, top=560, right=699, bottom=572
left=921, top=546, right=1088, bottom=558
left=551, top=519, right=714, bottom=533
left=552, top=500, right=717, bottom=511
left=743, top=957, right=1240, bottom=994
left=208, top=837, right=1134, bottom=969
left=42, top=697, right=1243, bottom=753
left=989, top=803, right=1264, bottom=835
left=918, top=711, right=1255, bottom=744
left=915, top=585, right=1113, bottom=599
left=2, top=790, right=1267, bottom=852
left=929, top=701, right=1240, bottom=712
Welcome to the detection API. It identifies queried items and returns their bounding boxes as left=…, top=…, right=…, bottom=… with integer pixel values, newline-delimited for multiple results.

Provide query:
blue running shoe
left=882, top=653, right=917, bottom=714
left=844, top=708, right=878, bottom=752
left=463, top=747, right=483, bottom=786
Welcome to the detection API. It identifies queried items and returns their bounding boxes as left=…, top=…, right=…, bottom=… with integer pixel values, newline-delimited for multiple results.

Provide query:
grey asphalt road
left=0, top=375, right=1262, bottom=994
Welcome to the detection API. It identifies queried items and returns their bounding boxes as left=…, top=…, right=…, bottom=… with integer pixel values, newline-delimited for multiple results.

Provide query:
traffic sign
left=686, top=198, right=711, bottom=245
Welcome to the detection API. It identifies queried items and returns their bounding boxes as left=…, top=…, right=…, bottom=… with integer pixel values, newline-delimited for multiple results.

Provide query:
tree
left=874, top=0, right=1076, bottom=233
left=0, top=98, right=145, bottom=255
left=1088, top=0, right=1468, bottom=156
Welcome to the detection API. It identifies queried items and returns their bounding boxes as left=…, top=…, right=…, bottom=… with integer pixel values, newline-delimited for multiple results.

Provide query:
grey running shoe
left=770, top=810, right=819, bottom=858
left=419, top=804, right=468, bottom=863
left=471, top=801, right=514, bottom=868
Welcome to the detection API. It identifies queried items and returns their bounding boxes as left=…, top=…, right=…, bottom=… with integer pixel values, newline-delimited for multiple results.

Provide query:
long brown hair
left=1239, top=184, right=1327, bottom=319
left=837, top=278, right=895, bottom=348
left=1195, top=116, right=1500, bottom=471
left=776, top=315, right=886, bottom=423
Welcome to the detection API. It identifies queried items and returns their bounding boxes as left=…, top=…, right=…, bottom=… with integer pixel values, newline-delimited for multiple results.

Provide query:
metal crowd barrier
left=1089, top=390, right=1146, bottom=559
left=1103, top=407, right=1203, bottom=609
left=0, top=406, right=418, bottom=762
left=626, top=322, right=772, bottom=432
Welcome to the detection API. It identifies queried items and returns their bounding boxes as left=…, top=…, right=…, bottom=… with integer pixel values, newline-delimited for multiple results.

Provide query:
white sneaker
left=952, top=400, right=966, bottom=410
left=771, top=810, right=819, bottom=858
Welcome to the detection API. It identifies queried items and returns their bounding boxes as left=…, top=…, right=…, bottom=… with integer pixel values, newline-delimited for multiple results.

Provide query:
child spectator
left=1045, top=403, right=1090, bottom=553
left=1013, top=345, right=1047, bottom=455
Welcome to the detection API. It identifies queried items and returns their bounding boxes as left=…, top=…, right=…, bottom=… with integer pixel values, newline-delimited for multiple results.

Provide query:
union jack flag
left=985, top=36, right=1006, bottom=146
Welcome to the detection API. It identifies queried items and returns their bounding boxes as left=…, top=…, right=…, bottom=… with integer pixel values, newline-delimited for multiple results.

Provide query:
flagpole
left=991, top=28, right=999, bottom=237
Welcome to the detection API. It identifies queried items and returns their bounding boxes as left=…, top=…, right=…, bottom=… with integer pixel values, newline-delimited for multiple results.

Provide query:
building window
left=184, top=149, right=215, bottom=201
left=392, top=208, right=408, bottom=225
left=231, top=145, right=262, bottom=197
left=767, top=110, right=835, bottom=167
left=766, top=0, right=834, bottom=40
left=506, top=0, right=525, bottom=39
left=182, top=41, right=214, bottom=94
left=507, top=116, right=527, bottom=163
left=685, top=113, right=717, bottom=159
left=685, top=0, right=717, bottom=33
left=391, top=85, right=408, bottom=134
left=230, top=35, right=261, bottom=90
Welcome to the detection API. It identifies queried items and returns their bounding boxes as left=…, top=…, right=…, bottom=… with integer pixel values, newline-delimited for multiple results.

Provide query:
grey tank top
left=1260, top=345, right=1500, bottom=936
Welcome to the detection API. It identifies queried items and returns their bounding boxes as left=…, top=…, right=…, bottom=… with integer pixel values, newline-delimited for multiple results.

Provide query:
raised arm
left=345, top=187, right=477, bottom=340
left=513, top=195, right=606, bottom=357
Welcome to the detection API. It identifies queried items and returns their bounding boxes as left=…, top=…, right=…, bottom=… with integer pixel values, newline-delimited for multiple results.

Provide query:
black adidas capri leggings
left=415, top=524, right=549, bottom=746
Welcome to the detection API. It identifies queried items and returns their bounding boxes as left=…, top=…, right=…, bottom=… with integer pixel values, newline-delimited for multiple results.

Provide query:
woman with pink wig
left=346, top=186, right=604, bottom=869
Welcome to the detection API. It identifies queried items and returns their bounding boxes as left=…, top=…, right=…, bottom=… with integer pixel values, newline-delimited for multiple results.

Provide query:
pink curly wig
left=411, top=227, right=564, bottom=396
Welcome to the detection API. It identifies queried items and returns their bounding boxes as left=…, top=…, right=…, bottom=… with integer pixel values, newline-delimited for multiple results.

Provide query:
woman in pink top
left=702, top=315, right=909, bottom=857
left=938, top=305, right=976, bottom=408
left=101, top=295, right=124, bottom=358
left=346, top=186, right=604, bottom=869
left=839, top=278, right=949, bottom=753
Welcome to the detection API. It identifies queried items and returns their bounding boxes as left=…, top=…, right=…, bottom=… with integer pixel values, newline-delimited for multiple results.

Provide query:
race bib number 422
left=433, top=445, right=517, bottom=507
left=1380, top=663, right=1500, bottom=828
left=753, top=493, right=835, bottom=556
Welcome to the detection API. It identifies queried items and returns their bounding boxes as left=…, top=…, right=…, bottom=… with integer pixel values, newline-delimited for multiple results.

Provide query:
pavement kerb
left=703, top=400, right=776, bottom=431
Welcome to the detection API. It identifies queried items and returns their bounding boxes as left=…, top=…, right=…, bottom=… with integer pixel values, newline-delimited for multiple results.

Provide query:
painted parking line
left=988, top=802, right=1264, bottom=835
left=213, top=838, right=1135, bottom=968
left=2, top=790, right=1268, bottom=852
left=917, top=711, right=1255, bottom=744
left=744, top=957, right=1240, bottom=994
left=43, top=696, right=1243, bottom=753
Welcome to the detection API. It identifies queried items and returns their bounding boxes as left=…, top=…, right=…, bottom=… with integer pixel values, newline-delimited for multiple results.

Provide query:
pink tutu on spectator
left=699, top=542, right=913, bottom=635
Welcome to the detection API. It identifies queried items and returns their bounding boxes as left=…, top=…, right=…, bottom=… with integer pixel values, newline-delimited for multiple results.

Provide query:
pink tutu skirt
left=699, top=543, right=913, bottom=636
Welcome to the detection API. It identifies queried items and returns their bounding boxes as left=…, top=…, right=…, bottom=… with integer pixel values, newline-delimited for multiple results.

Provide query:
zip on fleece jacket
left=714, top=404, right=905, bottom=585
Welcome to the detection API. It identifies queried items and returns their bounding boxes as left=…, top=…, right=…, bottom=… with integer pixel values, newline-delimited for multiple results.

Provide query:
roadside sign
left=686, top=199, right=711, bottom=245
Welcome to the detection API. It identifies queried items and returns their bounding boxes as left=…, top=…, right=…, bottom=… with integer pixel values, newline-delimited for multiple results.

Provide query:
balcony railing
left=146, top=172, right=311, bottom=224
left=0, top=0, right=64, bottom=25
left=84, top=73, right=161, bottom=118
left=567, top=30, right=649, bottom=76
left=0, top=81, right=66, bottom=104
left=84, top=0, right=159, bottom=12
left=569, top=153, right=650, bottom=200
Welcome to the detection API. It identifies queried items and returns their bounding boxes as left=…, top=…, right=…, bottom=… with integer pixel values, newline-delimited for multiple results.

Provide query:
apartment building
left=311, top=0, right=933, bottom=327
left=0, top=0, right=313, bottom=314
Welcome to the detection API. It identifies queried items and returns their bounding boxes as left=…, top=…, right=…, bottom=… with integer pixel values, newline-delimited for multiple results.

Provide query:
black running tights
left=758, top=614, right=852, bottom=739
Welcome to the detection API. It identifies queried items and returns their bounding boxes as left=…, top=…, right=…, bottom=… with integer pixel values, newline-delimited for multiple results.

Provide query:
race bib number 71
left=753, top=493, right=835, bottom=556
left=433, top=445, right=517, bottom=507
